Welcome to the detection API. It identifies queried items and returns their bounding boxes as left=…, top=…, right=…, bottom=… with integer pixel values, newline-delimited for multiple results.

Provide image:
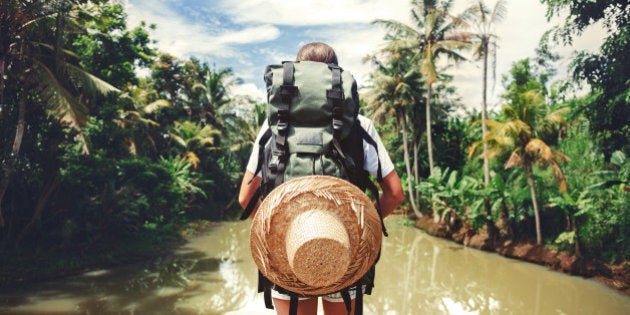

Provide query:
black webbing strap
left=289, top=295, right=299, bottom=315
left=359, top=126, right=383, bottom=183
left=366, top=179, right=388, bottom=237
left=258, top=272, right=274, bottom=310
left=251, top=128, right=272, bottom=182
left=327, top=65, right=344, bottom=140
left=277, top=61, right=297, bottom=145
left=341, top=289, right=352, bottom=315
left=240, top=128, right=273, bottom=220
left=358, top=125, right=388, bottom=236
left=240, top=188, right=260, bottom=220
left=355, top=284, right=364, bottom=315
left=268, top=62, right=297, bottom=185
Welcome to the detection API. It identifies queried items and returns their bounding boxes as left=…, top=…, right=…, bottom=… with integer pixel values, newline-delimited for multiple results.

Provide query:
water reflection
left=0, top=223, right=259, bottom=315
left=366, top=218, right=630, bottom=315
left=1, top=217, right=629, bottom=315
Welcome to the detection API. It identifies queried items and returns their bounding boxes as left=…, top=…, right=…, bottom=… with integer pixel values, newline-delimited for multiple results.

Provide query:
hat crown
left=286, top=209, right=351, bottom=287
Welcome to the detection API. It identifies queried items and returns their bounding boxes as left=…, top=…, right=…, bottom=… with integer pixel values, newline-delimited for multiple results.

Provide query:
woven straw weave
left=250, top=175, right=382, bottom=296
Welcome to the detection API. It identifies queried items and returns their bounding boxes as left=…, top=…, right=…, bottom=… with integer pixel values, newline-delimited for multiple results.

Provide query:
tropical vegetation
left=0, top=0, right=628, bottom=287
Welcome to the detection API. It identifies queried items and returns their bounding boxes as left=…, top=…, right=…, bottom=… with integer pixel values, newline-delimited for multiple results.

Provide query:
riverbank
left=414, top=215, right=630, bottom=296
left=0, top=220, right=218, bottom=288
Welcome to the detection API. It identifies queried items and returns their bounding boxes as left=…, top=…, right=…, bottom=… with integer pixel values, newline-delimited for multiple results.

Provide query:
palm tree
left=117, top=85, right=170, bottom=155
left=169, top=121, right=220, bottom=169
left=192, top=67, right=234, bottom=131
left=366, top=53, right=424, bottom=217
left=470, top=60, right=569, bottom=245
left=0, top=0, right=118, bottom=226
left=374, top=0, right=470, bottom=177
left=461, top=0, right=507, bottom=187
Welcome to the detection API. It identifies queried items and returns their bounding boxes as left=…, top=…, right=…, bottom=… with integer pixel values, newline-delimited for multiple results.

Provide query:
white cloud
left=230, top=82, right=266, bottom=101
left=125, top=0, right=607, bottom=109
left=217, top=0, right=411, bottom=26
left=124, top=0, right=280, bottom=58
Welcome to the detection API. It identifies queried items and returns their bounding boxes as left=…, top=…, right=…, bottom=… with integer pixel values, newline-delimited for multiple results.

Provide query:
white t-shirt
left=246, top=115, right=395, bottom=178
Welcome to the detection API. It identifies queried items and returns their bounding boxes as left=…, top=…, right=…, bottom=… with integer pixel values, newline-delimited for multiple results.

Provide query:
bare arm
left=379, top=171, right=404, bottom=218
left=238, top=171, right=262, bottom=219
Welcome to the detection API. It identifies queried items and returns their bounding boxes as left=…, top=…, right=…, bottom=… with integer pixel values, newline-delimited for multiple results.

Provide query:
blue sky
left=124, top=0, right=606, bottom=111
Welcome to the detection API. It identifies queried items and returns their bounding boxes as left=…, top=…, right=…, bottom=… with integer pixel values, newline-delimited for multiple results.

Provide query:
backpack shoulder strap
left=357, top=124, right=388, bottom=236
left=240, top=128, right=272, bottom=220
left=357, top=124, right=383, bottom=183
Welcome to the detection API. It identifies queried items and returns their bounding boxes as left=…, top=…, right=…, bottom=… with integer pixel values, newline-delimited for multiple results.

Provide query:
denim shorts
left=272, top=285, right=366, bottom=303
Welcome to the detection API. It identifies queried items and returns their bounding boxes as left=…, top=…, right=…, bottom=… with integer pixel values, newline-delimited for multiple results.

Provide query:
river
left=1, top=216, right=629, bottom=314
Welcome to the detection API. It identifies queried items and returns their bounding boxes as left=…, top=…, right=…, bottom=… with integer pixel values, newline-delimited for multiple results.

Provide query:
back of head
left=296, top=42, right=338, bottom=65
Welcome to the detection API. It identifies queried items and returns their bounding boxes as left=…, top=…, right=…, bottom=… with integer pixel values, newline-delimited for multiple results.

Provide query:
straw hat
left=250, top=175, right=382, bottom=296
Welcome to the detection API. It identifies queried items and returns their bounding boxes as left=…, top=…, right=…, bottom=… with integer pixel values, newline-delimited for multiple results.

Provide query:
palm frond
left=64, top=62, right=119, bottom=96
left=32, top=60, right=87, bottom=128
left=504, top=150, right=523, bottom=169
left=490, top=0, right=508, bottom=25
left=525, top=139, right=553, bottom=161
left=372, top=19, right=421, bottom=39
left=144, top=99, right=171, bottom=114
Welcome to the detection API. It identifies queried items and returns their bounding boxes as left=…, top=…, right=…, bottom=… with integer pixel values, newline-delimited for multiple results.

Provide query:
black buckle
left=269, top=158, right=278, bottom=172
left=280, top=84, right=298, bottom=97
left=332, top=118, right=343, bottom=131
left=277, top=122, right=288, bottom=132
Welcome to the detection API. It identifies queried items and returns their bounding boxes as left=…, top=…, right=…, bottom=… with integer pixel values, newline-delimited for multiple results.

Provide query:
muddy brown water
left=1, top=216, right=629, bottom=314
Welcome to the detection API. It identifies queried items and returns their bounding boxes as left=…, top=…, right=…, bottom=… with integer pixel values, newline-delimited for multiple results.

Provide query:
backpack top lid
left=265, top=61, right=359, bottom=155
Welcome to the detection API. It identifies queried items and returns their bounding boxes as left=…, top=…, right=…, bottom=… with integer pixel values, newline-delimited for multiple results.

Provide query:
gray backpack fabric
left=264, top=61, right=359, bottom=187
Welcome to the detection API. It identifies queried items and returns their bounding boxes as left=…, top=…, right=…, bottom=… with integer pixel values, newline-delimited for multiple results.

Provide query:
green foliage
left=417, top=167, right=486, bottom=229
left=58, top=150, right=187, bottom=244
left=72, top=2, right=156, bottom=87
left=540, top=0, right=630, bottom=159
left=552, top=122, right=630, bottom=261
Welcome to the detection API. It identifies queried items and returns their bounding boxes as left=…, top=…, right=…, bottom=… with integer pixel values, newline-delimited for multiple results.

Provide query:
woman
left=239, top=42, right=404, bottom=315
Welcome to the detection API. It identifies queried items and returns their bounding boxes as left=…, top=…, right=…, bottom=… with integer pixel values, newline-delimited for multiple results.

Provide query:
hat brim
left=250, top=175, right=382, bottom=296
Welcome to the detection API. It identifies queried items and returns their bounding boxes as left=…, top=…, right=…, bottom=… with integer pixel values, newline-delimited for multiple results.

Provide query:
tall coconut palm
left=366, top=54, right=424, bottom=217
left=469, top=60, right=569, bottom=245
left=374, top=0, right=470, bottom=177
left=461, top=0, right=507, bottom=187
left=0, top=0, right=118, bottom=226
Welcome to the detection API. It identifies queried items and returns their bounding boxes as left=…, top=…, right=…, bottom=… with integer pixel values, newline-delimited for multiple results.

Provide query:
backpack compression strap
left=327, top=64, right=349, bottom=163
left=268, top=61, right=297, bottom=187
left=327, top=64, right=344, bottom=140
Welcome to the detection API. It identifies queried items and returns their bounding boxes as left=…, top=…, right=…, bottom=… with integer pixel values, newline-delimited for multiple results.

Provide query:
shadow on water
left=1, top=217, right=629, bottom=315
left=0, top=222, right=258, bottom=315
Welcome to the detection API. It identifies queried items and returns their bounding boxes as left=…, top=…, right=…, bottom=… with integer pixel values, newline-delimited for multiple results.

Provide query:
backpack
left=241, top=61, right=387, bottom=315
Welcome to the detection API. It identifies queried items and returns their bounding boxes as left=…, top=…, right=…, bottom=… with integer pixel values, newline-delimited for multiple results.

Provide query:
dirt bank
left=414, top=215, right=630, bottom=296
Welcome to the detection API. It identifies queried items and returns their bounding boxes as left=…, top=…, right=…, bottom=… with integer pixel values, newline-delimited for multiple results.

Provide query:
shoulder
left=357, top=115, right=375, bottom=133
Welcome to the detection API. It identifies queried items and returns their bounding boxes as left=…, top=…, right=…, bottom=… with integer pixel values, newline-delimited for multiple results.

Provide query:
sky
left=123, top=0, right=607, bottom=113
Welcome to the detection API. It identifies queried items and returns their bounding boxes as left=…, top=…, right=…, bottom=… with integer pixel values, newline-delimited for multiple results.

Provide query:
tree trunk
left=426, top=83, right=434, bottom=177
left=16, top=170, right=60, bottom=245
left=413, top=138, right=420, bottom=204
left=481, top=37, right=490, bottom=187
left=400, top=109, right=421, bottom=217
left=527, top=167, right=542, bottom=245
left=0, top=94, right=26, bottom=226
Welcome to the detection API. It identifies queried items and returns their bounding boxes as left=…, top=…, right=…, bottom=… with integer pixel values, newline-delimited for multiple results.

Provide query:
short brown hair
left=296, top=42, right=338, bottom=65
